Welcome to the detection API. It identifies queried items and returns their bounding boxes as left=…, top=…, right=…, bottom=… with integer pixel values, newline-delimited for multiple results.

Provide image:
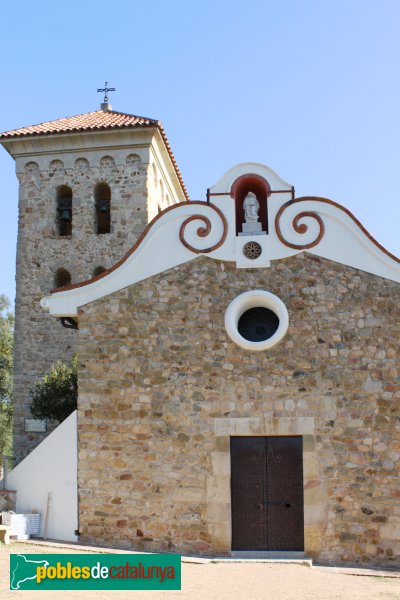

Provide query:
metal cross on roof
left=97, top=82, right=116, bottom=103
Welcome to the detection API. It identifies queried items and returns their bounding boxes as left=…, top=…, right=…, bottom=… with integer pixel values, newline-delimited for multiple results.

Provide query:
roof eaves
left=0, top=109, right=160, bottom=139
left=0, top=121, right=157, bottom=141
left=156, top=123, right=189, bottom=201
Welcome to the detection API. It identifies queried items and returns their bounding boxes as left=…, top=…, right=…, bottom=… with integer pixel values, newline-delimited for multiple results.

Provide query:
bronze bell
left=61, top=209, right=71, bottom=222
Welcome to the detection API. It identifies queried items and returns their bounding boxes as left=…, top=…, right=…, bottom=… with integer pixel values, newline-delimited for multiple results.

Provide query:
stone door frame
left=205, top=417, right=326, bottom=557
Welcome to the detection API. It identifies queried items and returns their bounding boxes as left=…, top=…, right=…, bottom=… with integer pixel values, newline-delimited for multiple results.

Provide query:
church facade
left=1, top=106, right=400, bottom=566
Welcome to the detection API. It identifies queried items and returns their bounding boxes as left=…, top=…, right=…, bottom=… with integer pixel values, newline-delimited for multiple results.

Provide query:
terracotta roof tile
left=0, top=110, right=189, bottom=199
left=0, top=110, right=157, bottom=138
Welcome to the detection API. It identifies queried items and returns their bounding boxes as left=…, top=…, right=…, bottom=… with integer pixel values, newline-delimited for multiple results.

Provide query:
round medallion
left=243, top=241, right=262, bottom=260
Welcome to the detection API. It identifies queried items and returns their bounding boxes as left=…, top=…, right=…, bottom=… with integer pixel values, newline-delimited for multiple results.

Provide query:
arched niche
left=99, top=156, right=115, bottom=169
left=230, top=174, right=270, bottom=236
left=126, top=154, right=141, bottom=166
left=50, top=159, right=64, bottom=172
left=24, top=161, right=39, bottom=173
left=24, top=161, right=40, bottom=182
left=74, top=157, right=90, bottom=171
left=159, top=179, right=164, bottom=203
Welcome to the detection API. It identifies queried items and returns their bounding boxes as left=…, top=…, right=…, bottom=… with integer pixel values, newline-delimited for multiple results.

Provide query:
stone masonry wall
left=14, top=153, right=150, bottom=461
left=77, top=254, right=400, bottom=566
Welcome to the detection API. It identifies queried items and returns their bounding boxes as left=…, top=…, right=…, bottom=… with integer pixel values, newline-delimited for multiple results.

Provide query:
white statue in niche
left=243, top=192, right=260, bottom=223
left=239, top=191, right=266, bottom=236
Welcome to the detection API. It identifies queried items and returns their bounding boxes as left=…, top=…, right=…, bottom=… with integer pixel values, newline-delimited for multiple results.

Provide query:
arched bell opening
left=95, top=183, right=111, bottom=234
left=57, top=186, right=73, bottom=237
left=54, top=268, right=71, bottom=288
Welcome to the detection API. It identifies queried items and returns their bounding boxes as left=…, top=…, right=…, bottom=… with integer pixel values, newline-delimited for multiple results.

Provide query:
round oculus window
left=238, top=307, right=279, bottom=342
left=224, top=290, right=289, bottom=351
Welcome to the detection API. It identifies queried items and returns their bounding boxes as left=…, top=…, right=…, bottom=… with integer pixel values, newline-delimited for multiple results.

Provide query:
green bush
left=0, top=295, right=13, bottom=404
left=29, top=356, right=77, bottom=423
left=0, top=401, right=12, bottom=456
left=0, top=294, right=13, bottom=456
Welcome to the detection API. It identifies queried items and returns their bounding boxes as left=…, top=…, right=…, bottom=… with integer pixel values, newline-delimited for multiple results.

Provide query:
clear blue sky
left=1, top=0, right=400, bottom=303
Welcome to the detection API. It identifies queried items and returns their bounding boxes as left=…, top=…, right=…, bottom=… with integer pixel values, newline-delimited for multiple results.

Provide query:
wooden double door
left=230, top=436, right=304, bottom=551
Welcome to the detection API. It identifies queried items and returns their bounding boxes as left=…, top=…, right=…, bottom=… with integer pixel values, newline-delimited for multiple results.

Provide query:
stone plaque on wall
left=24, top=419, right=47, bottom=433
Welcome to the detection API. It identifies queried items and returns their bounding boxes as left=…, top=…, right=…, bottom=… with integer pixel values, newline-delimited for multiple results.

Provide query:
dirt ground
left=1, top=542, right=399, bottom=600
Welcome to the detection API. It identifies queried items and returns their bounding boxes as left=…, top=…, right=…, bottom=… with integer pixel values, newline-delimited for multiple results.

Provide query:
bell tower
left=0, top=102, right=188, bottom=461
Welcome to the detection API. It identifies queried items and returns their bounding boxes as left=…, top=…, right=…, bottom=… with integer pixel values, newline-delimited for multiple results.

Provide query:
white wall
left=7, top=411, right=78, bottom=542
